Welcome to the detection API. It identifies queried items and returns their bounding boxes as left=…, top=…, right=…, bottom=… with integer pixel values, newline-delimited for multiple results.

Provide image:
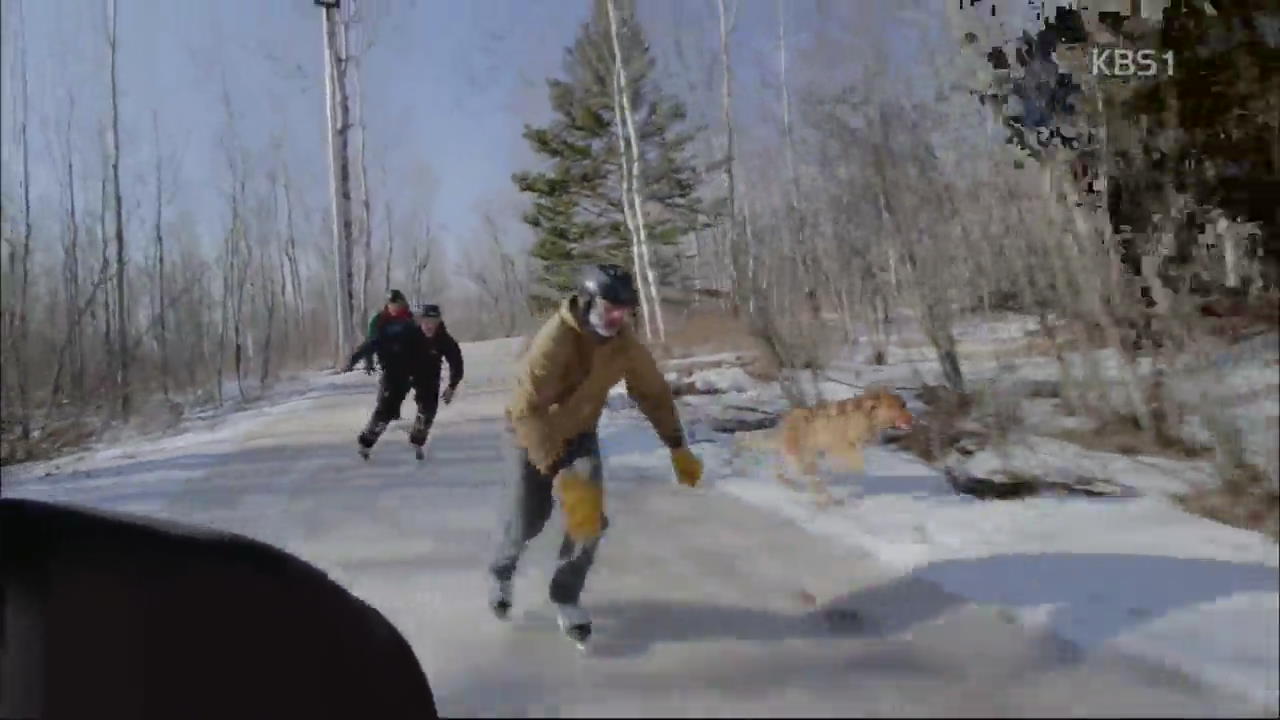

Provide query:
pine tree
left=514, top=0, right=710, bottom=297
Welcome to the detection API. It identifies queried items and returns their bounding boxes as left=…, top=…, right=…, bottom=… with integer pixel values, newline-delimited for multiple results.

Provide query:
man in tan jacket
left=489, top=264, right=703, bottom=646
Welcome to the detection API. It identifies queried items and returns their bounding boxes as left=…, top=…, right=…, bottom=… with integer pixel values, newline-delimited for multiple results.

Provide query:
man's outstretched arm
left=622, top=340, right=684, bottom=450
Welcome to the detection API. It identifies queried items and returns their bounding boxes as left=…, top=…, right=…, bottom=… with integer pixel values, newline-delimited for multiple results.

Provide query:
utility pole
left=317, top=0, right=356, bottom=363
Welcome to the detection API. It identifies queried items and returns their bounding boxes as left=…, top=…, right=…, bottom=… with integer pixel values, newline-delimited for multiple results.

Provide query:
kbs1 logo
left=1090, top=47, right=1175, bottom=77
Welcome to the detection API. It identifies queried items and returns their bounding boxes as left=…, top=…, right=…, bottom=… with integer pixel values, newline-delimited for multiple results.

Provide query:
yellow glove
left=671, top=447, right=703, bottom=488
left=555, top=466, right=605, bottom=543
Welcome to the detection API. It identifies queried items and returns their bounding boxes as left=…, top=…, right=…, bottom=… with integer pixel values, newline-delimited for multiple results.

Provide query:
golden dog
left=737, top=387, right=914, bottom=506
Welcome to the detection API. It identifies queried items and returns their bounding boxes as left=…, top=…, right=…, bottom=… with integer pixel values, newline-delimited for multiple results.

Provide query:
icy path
left=2, top=346, right=1270, bottom=717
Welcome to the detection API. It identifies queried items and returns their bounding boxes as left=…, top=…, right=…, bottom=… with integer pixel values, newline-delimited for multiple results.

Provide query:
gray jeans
left=489, top=429, right=608, bottom=605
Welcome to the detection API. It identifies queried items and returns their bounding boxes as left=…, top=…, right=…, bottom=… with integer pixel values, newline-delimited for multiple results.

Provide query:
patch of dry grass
left=651, top=304, right=781, bottom=381
left=1179, top=462, right=1280, bottom=542
left=1, top=417, right=100, bottom=466
left=1051, top=415, right=1214, bottom=461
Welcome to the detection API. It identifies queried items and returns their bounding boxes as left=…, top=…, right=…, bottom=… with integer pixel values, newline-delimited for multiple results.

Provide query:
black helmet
left=415, top=303, right=441, bottom=319
left=579, top=263, right=639, bottom=307
left=387, top=289, right=407, bottom=305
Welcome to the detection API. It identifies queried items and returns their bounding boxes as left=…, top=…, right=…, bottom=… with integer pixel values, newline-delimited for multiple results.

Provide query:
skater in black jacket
left=344, top=303, right=464, bottom=459
left=407, top=304, right=464, bottom=456
left=345, top=309, right=431, bottom=458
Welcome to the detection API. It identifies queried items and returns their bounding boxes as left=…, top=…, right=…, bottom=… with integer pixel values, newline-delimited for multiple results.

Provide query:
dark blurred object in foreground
left=0, top=498, right=438, bottom=720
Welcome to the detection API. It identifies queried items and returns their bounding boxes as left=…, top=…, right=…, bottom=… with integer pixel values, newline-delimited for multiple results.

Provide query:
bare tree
left=99, top=152, right=113, bottom=398
left=264, top=162, right=290, bottom=362
left=279, top=157, right=306, bottom=359
left=356, top=127, right=373, bottom=326
left=410, top=219, right=434, bottom=301
left=60, top=93, right=84, bottom=402
left=216, top=80, right=240, bottom=406
left=776, top=0, right=821, bottom=323
left=15, top=0, right=33, bottom=440
left=150, top=111, right=172, bottom=399
left=231, top=172, right=251, bottom=401
left=46, top=253, right=114, bottom=419
left=462, top=214, right=530, bottom=337
left=383, top=197, right=393, bottom=292
left=107, top=0, right=130, bottom=418
left=715, top=0, right=745, bottom=309
left=258, top=226, right=279, bottom=387
left=0, top=0, right=412, bottom=461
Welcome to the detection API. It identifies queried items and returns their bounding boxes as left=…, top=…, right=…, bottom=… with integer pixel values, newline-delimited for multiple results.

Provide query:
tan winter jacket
left=507, top=296, right=684, bottom=474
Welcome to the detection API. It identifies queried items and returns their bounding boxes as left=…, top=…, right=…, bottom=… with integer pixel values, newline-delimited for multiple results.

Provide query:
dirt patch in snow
left=943, top=467, right=1139, bottom=500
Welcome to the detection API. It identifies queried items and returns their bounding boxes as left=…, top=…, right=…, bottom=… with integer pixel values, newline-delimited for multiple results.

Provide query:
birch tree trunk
left=602, top=0, right=650, bottom=339
left=605, top=0, right=665, bottom=342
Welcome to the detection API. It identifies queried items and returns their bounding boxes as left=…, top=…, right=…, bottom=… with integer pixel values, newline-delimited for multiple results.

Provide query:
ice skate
left=555, top=602, right=591, bottom=649
left=409, top=413, right=431, bottom=460
left=489, top=577, right=513, bottom=620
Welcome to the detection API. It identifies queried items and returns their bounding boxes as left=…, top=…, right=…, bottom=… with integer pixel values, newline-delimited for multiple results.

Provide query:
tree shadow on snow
left=587, top=553, right=1277, bottom=661
left=842, top=471, right=955, bottom=499
left=876, top=553, right=1280, bottom=651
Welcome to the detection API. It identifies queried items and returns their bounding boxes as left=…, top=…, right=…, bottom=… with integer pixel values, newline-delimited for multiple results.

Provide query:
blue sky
left=1, top=0, right=952, bottom=266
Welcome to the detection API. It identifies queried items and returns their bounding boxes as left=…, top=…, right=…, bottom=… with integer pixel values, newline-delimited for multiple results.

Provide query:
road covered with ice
left=4, top=337, right=1275, bottom=717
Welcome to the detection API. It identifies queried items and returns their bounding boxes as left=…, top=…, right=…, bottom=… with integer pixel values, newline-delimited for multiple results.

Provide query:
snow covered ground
left=4, top=328, right=1277, bottom=716
left=637, top=318, right=1280, bottom=713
